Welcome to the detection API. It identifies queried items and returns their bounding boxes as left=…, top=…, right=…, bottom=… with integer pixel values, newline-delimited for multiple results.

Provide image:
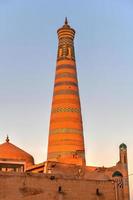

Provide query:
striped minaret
left=47, top=18, right=86, bottom=166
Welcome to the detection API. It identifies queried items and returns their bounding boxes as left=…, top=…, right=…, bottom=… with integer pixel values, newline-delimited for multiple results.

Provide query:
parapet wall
left=0, top=172, right=115, bottom=200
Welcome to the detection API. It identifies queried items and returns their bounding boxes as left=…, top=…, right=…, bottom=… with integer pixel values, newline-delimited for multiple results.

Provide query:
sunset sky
left=0, top=0, right=133, bottom=197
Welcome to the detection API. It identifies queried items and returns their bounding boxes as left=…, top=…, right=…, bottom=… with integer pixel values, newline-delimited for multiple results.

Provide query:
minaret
left=119, top=143, right=130, bottom=200
left=47, top=18, right=86, bottom=166
left=119, top=143, right=128, bottom=167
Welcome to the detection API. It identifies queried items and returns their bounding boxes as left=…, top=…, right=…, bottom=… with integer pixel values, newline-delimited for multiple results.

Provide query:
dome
left=119, top=143, right=127, bottom=150
left=112, top=171, right=123, bottom=177
left=0, top=136, right=34, bottom=168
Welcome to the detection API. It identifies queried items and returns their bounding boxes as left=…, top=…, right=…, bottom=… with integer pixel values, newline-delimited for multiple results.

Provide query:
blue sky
left=0, top=0, right=133, bottom=197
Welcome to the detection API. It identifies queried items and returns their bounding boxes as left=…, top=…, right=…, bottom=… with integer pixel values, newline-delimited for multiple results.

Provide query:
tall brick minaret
left=47, top=18, right=86, bottom=166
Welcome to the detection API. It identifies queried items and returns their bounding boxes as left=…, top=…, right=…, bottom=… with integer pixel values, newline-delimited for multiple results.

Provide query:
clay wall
left=0, top=172, right=116, bottom=200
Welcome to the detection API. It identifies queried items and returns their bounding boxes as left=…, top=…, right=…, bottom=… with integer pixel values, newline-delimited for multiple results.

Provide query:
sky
left=0, top=0, right=133, bottom=198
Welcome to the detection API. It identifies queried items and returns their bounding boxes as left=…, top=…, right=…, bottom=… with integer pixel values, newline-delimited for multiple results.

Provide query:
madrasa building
left=0, top=19, right=130, bottom=200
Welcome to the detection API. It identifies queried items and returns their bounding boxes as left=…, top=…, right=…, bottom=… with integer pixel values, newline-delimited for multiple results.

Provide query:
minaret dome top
left=57, top=18, right=75, bottom=40
left=119, top=143, right=127, bottom=150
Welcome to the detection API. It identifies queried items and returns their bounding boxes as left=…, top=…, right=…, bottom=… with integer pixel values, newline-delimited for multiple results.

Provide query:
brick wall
left=0, top=172, right=116, bottom=200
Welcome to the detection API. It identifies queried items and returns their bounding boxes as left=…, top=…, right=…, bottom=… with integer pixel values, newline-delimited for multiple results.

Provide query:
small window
left=59, top=48, right=63, bottom=57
